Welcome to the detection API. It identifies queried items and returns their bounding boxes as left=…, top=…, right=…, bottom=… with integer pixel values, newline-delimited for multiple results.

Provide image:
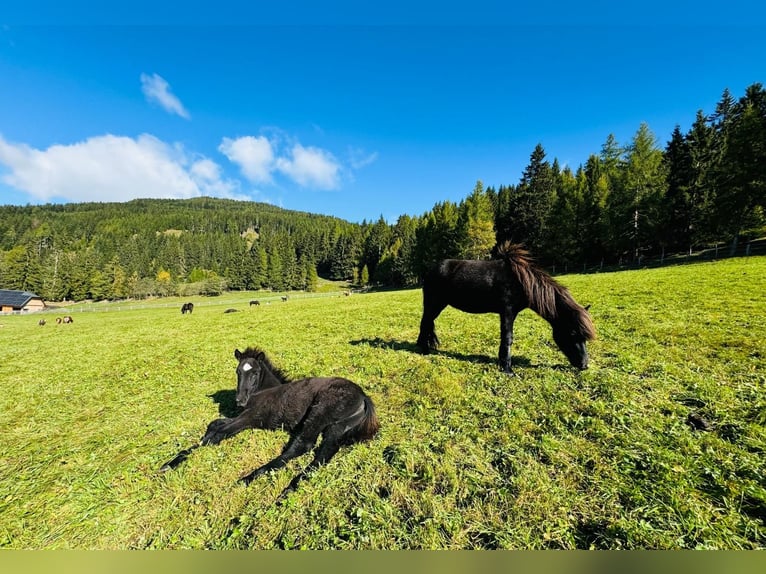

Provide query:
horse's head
left=551, top=304, right=595, bottom=370
left=234, top=348, right=265, bottom=407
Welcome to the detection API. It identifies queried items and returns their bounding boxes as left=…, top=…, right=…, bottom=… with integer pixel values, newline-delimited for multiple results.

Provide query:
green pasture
left=0, top=257, right=764, bottom=549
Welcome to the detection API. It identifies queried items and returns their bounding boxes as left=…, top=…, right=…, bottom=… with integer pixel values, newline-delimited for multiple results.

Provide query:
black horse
left=249, top=300, right=260, bottom=306
left=416, top=242, right=595, bottom=372
left=160, top=347, right=379, bottom=497
left=181, top=302, right=194, bottom=314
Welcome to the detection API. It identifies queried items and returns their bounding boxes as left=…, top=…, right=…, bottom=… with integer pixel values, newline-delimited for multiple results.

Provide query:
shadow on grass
left=349, top=337, right=533, bottom=369
left=208, top=389, right=240, bottom=417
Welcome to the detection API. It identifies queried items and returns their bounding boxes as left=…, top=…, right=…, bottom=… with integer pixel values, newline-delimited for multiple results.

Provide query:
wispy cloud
left=140, top=73, right=190, bottom=119
left=0, top=134, right=242, bottom=202
left=347, top=147, right=379, bottom=169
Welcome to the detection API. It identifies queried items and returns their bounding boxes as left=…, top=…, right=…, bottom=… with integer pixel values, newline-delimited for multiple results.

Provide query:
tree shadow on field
left=349, top=337, right=532, bottom=369
left=208, top=389, right=240, bottom=417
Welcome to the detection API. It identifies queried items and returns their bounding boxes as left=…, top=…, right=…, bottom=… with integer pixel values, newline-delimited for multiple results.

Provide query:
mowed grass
left=0, top=257, right=764, bottom=549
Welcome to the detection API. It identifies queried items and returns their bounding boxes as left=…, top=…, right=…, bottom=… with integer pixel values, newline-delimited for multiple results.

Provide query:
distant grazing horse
left=62, top=316, right=74, bottom=324
left=38, top=319, right=46, bottom=326
left=161, top=347, right=379, bottom=497
left=224, top=308, right=239, bottom=314
left=417, top=242, right=595, bottom=372
left=181, top=302, right=194, bottom=314
left=249, top=300, right=260, bottom=306
left=281, top=296, right=289, bottom=302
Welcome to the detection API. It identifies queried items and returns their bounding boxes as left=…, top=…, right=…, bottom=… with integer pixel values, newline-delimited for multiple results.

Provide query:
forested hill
left=1, top=83, right=764, bottom=303
left=0, top=197, right=366, bottom=300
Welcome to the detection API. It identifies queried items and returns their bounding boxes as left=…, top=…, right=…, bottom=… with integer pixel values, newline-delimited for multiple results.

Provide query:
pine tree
left=715, top=83, right=766, bottom=253
left=662, top=125, right=694, bottom=253
left=685, top=110, right=717, bottom=249
left=582, top=154, right=610, bottom=264
left=501, top=144, right=554, bottom=254
left=458, top=180, right=496, bottom=259
left=615, top=123, right=667, bottom=260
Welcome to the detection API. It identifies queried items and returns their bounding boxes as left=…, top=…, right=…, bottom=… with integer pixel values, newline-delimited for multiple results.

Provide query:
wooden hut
left=0, top=290, right=46, bottom=314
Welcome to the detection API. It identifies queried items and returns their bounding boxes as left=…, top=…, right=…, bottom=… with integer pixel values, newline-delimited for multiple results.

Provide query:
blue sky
left=1, top=3, right=765, bottom=223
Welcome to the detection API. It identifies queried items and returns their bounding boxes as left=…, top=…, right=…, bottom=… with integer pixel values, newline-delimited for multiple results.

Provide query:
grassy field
left=0, top=257, right=764, bottom=549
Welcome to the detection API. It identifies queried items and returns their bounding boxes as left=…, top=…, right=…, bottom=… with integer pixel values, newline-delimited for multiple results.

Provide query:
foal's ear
left=256, top=351, right=265, bottom=361
left=234, top=349, right=242, bottom=360
left=584, top=304, right=592, bottom=312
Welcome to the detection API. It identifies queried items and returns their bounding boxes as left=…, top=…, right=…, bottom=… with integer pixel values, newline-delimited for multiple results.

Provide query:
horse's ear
left=234, top=349, right=242, bottom=360
left=256, top=352, right=265, bottom=361
left=584, top=304, right=592, bottom=312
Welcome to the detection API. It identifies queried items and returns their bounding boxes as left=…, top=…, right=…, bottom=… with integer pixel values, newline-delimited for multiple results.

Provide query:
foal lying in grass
left=161, top=347, right=379, bottom=498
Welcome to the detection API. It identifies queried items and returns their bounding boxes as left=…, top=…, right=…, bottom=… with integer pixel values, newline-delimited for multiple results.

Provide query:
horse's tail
left=346, top=395, right=380, bottom=444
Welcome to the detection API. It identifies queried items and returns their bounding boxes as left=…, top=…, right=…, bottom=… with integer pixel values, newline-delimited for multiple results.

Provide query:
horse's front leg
left=416, top=299, right=446, bottom=353
left=201, top=415, right=250, bottom=446
left=499, top=310, right=517, bottom=373
left=161, top=415, right=249, bottom=471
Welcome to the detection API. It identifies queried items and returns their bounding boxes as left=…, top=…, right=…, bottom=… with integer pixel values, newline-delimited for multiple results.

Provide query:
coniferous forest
left=1, top=84, right=764, bottom=302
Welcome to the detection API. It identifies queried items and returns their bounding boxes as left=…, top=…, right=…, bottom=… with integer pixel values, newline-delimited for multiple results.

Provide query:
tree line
left=1, top=83, right=764, bottom=302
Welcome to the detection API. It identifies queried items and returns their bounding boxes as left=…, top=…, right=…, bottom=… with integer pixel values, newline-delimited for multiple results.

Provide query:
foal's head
left=234, top=348, right=267, bottom=407
left=233, top=347, right=288, bottom=407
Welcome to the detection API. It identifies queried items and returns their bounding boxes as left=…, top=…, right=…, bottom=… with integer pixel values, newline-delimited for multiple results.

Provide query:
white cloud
left=219, top=135, right=344, bottom=190
left=218, top=136, right=274, bottom=184
left=0, top=134, right=239, bottom=202
left=140, top=73, right=190, bottom=119
left=275, top=144, right=340, bottom=190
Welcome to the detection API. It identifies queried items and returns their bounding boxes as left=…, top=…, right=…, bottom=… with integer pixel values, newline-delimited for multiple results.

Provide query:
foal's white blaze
left=241, top=363, right=253, bottom=372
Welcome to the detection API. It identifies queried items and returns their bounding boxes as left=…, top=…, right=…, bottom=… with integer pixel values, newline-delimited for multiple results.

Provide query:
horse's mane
left=495, top=242, right=596, bottom=340
left=238, top=346, right=292, bottom=384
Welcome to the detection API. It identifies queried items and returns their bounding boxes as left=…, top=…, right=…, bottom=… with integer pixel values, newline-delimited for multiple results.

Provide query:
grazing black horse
left=249, top=300, right=260, bottom=306
left=161, top=347, right=379, bottom=497
left=181, top=302, right=194, bottom=314
left=416, top=242, right=595, bottom=372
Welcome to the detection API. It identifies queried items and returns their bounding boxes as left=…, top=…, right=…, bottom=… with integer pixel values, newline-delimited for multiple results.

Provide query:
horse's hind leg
left=239, top=425, right=322, bottom=486
left=277, top=424, right=347, bottom=499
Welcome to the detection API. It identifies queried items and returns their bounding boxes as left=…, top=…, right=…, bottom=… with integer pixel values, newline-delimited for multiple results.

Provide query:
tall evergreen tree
left=457, top=180, right=496, bottom=259
left=662, top=125, right=694, bottom=253
left=616, top=123, right=667, bottom=259
left=715, top=83, right=766, bottom=253
left=501, top=143, right=554, bottom=255
left=581, top=155, right=610, bottom=264
left=413, top=201, right=460, bottom=277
